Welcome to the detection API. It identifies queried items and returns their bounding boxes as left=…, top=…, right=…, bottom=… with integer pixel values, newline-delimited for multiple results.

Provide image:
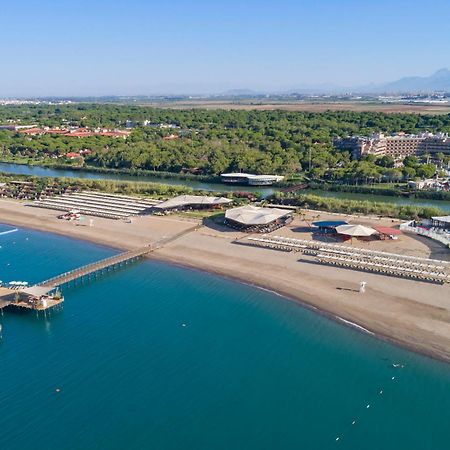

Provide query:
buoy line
left=334, top=370, right=401, bottom=443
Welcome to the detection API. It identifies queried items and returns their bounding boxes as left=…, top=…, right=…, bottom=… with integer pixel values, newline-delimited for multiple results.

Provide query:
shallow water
left=1, top=225, right=450, bottom=450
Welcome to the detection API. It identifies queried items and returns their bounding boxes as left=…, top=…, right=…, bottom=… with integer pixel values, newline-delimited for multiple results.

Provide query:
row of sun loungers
left=75, top=192, right=160, bottom=208
left=31, top=201, right=130, bottom=219
left=247, top=235, right=450, bottom=284
left=314, top=253, right=450, bottom=284
left=30, top=191, right=161, bottom=219
left=269, top=235, right=450, bottom=265
left=46, top=197, right=145, bottom=215
left=83, top=191, right=158, bottom=204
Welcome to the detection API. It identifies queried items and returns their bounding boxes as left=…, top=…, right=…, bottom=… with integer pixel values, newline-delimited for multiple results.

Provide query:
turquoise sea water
left=1, top=224, right=450, bottom=450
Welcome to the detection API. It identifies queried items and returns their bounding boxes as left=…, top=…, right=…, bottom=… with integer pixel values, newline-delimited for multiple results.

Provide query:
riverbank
left=4, top=158, right=450, bottom=202
left=0, top=158, right=221, bottom=183
left=1, top=198, right=450, bottom=363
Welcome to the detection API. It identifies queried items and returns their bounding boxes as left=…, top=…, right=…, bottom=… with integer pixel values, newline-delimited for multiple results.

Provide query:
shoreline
left=149, top=252, right=450, bottom=365
left=1, top=199, right=450, bottom=364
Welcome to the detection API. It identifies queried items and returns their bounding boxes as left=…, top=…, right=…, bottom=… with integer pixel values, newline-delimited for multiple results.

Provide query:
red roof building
left=162, top=134, right=179, bottom=141
left=65, top=152, right=82, bottom=159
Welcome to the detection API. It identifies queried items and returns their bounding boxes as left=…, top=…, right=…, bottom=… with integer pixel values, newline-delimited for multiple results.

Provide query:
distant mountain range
left=219, top=69, right=450, bottom=97
left=361, top=68, right=450, bottom=94
left=6, top=69, right=450, bottom=100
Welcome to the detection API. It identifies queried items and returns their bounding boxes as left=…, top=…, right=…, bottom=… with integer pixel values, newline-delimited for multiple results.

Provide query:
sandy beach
left=1, top=198, right=450, bottom=363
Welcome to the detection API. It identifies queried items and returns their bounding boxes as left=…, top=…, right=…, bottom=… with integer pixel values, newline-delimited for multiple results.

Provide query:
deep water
left=1, top=224, right=450, bottom=450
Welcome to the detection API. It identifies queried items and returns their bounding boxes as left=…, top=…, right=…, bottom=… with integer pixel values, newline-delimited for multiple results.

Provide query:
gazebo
left=335, top=224, right=377, bottom=240
left=153, top=195, right=232, bottom=213
left=225, top=205, right=293, bottom=232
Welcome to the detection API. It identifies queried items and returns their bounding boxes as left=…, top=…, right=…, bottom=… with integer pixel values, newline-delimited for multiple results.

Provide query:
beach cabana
left=153, top=195, right=231, bottom=213
left=335, top=224, right=377, bottom=238
left=312, top=220, right=348, bottom=233
left=224, top=205, right=293, bottom=232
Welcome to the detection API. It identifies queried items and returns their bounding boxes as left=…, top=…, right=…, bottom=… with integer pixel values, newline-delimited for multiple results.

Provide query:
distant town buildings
left=334, top=132, right=450, bottom=160
left=407, top=178, right=450, bottom=190
left=17, top=127, right=130, bottom=138
left=141, top=121, right=180, bottom=129
left=0, top=124, right=37, bottom=131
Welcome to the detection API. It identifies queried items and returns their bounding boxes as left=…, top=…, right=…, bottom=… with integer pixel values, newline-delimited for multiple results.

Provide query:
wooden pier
left=0, top=223, right=199, bottom=312
left=39, top=245, right=153, bottom=289
left=0, top=246, right=152, bottom=312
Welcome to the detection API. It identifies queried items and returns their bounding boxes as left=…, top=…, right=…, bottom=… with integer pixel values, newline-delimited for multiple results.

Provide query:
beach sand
left=1, top=198, right=450, bottom=362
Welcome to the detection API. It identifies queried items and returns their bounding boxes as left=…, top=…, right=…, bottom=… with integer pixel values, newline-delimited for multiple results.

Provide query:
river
left=1, top=162, right=449, bottom=212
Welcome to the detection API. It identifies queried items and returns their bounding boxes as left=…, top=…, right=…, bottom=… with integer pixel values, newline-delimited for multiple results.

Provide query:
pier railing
left=39, top=246, right=152, bottom=288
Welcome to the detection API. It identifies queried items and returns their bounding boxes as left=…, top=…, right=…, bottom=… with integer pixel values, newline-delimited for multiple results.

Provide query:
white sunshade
left=154, top=195, right=232, bottom=210
left=335, top=224, right=378, bottom=237
left=225, top=205, right=290, bottom=225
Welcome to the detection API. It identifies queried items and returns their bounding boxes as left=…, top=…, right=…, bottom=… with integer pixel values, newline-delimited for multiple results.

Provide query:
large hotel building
left=333, top=132, right=450, bottom=160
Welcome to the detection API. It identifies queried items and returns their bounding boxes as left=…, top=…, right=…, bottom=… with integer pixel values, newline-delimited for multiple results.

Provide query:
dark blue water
left=1, top=225, right=450, bottom=450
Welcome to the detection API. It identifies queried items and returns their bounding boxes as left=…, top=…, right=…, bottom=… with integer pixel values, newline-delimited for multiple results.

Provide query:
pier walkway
left=40, top=246, right=152, bottom=288
left=39, top=223, right=200, bottom=289
left=0, top=222, right=200, bottom=311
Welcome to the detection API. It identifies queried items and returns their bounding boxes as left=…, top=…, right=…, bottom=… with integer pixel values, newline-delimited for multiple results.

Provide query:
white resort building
left=221, top=173, right=284, bottom=186
left=333, top=132, right=450, bottom=160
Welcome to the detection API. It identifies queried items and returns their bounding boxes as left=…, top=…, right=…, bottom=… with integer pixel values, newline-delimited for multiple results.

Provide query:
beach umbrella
left=335, top=224, right=377, bottom=237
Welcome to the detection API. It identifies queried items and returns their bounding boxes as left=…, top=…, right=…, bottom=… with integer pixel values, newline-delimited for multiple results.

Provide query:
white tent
left=225, top=205, right=290, bottom=225
left=335, top=224, right=377, bottom=237
left=154, top=195, right=231, bottom=211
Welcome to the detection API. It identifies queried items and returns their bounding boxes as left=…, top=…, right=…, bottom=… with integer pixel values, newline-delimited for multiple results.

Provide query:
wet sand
left=1, top=198, right=450, bottom=363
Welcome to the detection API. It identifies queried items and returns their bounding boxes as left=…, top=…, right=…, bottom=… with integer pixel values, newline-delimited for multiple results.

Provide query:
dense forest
left=1, top=104, right=450, bottom=182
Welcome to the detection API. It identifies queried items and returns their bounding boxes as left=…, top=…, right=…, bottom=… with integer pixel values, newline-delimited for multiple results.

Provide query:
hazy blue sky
left=1, top=0, right=449, bottom=96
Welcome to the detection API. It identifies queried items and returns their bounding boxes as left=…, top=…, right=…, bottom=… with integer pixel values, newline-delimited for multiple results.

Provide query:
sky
left=1, top=0, right=450, bottom=96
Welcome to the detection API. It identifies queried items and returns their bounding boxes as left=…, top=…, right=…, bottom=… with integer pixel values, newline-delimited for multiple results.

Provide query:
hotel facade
left=333, top=132, right=450, bottom=160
